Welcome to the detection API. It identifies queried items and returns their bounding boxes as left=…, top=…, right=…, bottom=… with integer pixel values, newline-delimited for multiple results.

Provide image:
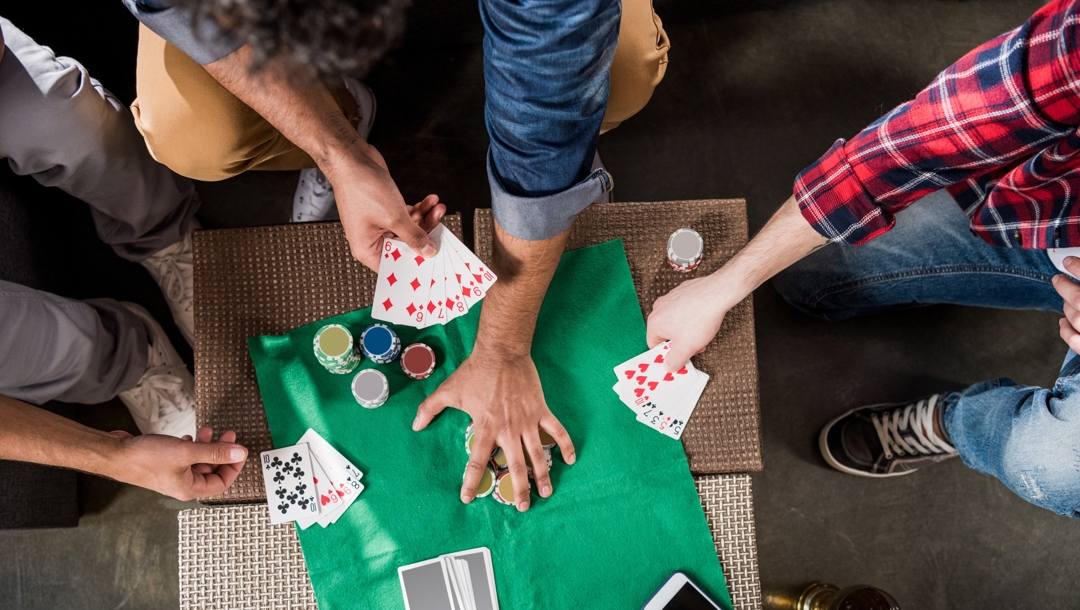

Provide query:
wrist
left=708, top=265, right=756, bottom=311
left=474, top=335, right=533, bottom=360
left=316, top=138, right=378, bottom=181
left=91, top=434, right=133, bottom=482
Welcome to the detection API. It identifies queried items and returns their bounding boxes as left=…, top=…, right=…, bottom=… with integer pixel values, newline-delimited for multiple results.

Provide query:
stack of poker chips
left=360, top=323, right=401, bottom=364
left=352, top=368, right=390, bottom=409
left=463, top=425, right=557, bottom=506
left=400, top=343, right=436, bottom=380
left=315, top=321, right=440, bottom=409
left=313, top=324, right=362, bottom=374
left=666, top=228, right=704, bottom=272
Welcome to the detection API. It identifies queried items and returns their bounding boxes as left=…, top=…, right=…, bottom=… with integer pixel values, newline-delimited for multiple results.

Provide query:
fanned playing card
left=297, top=428, right=365, bottom=527
left=611, top=342, right=710, bottom=439
left=373, top=224, right=497, bottom=329
left=260, top=445, right=319, bottom=525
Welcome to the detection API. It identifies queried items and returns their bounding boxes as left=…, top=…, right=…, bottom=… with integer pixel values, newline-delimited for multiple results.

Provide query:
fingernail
left=411, top=418, right=422, bottom=432
left=540, top=484, right=552, bottom=498
left=461, top=494, right=473, bottom=504
left=228, top=447, right=248, bottom=461
left=566, top=453, right=576, bottom=465
left=517, top=501, right=529, bottom=512
left=421, top=242, right=438, bottom=258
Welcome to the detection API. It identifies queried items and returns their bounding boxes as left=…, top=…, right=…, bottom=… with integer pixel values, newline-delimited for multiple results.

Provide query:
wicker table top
left=179, top=473, right=761, bottom=610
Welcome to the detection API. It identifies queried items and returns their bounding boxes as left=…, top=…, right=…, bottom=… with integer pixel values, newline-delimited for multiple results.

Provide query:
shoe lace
left=143, top=241, right=193, bottom=316
left=870, top=395, right=956, bottom=460
left=127, top=365, right=190, bottom=420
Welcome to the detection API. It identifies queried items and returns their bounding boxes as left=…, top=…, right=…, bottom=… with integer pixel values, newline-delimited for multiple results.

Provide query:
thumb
left=665, top=341, right=698, bottom=372
left=390, top=210, right=438, bottom=259
left=189, top=441, right=248, bottom=465
left=413, top=390, right=451, bottom=431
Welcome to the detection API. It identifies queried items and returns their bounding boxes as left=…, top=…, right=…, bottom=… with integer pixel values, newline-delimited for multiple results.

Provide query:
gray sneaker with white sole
left=819, top=394, right=958, bottom=478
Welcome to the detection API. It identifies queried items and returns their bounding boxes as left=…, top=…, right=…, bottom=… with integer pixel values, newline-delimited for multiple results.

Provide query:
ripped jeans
left=774, top=190, right=1080, bottom=518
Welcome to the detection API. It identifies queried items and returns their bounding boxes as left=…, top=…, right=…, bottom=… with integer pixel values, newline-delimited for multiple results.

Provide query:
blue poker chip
left=360, top=323, right=401, bottom=363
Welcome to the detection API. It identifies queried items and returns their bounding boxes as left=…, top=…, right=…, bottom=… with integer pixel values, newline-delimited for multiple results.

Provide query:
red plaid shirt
left=795, top=0, right=1080, bottom=249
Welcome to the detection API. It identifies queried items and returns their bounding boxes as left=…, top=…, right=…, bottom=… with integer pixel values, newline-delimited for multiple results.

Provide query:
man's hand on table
left=323, top=144, right=446, bottom=271
left=412, top=223, right=574, bottom=512
left=413, top=347, right=575, bottom=512
left=108, top=426, right=248, bottom=501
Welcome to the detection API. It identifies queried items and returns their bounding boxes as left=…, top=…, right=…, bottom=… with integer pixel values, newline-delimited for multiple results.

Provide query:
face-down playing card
left=399, top=547, right=499, bottom=610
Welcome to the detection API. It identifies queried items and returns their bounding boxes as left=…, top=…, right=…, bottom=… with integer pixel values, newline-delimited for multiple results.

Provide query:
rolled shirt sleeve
left=122, top=0, right=243, bottom=65
left=794, top=0, right=1080, bottom=245
left=481, top=0, right=620, bottom=240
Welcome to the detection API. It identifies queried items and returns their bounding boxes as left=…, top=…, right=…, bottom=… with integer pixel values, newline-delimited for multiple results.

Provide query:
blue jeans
left=774, top=190, right=1080, bottom=518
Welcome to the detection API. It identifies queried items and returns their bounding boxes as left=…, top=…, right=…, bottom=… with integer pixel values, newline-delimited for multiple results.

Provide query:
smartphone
left=642, top=572, right=725, bottom=610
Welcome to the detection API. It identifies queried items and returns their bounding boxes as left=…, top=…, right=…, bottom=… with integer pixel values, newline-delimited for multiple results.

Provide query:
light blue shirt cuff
left=123, top=0, right=244, bottom=65
left=487, top=150, right=613, bottom=240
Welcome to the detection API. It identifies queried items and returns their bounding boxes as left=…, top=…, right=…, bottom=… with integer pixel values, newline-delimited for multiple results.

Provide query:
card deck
left=399, top=547, right=499, bottom=610
left=373, top=224, right=497, bottom=329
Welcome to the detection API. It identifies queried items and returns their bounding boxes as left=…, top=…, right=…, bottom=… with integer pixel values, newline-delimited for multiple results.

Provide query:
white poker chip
left=666, top=228, right=704, bottom=272
left=351, top=369, right=389, bottom=408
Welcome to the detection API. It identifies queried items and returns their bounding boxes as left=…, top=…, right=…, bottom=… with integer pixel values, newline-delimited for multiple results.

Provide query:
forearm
left=475, top=223, right=570, bottom=357
left=0, top=395, right=120, bottom=478
left=711, top=196, right=827, bottom=307
left=203, top=45, right=368, bottom=174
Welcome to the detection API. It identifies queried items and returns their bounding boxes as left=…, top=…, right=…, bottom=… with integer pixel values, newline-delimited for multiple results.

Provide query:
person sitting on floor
left=0, top=17, right=245, bottom=500
left=649, top=0, right=1080, bottom=518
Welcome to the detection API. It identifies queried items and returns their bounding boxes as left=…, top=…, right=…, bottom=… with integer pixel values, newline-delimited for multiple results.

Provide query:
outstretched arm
left=648, top=196, right=827, bottom=368
left=0, top=394, right=247, bottom=501
left=413, top=0, right=621, bottom=511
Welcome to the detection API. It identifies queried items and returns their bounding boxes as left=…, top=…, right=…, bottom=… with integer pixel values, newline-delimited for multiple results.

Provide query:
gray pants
left=0, top=17, right=198, bottom=404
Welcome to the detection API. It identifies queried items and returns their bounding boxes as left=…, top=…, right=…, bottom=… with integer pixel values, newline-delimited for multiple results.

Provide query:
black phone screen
left=664, top=583, right=720, bottom=610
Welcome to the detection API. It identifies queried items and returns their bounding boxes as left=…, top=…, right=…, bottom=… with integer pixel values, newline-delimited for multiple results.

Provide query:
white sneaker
left=140, top=231, right=194, bottom=346
left=292, top=78, right=378, bottom=223
left=593, top=152, right=613, bottom=204
left=116, top=302, right=196, bottom=438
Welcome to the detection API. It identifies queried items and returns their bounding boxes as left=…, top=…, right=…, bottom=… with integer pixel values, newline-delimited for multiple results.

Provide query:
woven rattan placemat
left=179, top=473, right=761, bottom=610
left=193, top=218, right=464, bottom=503
left=475, top=201, right=762, bottom=473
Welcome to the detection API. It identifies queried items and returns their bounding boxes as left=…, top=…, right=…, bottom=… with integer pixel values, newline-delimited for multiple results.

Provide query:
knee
left=771, top=263, right=845, bottom=320
left=603, top=5, right=670, bottom=131
left=132, top=99, right=249, bottom=182
left=1000, top=437, right=1080, bottom=518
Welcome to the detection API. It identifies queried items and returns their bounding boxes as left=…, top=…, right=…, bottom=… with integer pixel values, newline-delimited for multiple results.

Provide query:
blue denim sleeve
left=122, top=0, right=244, bottom=65
left=481, top=0, right=620, bottom=239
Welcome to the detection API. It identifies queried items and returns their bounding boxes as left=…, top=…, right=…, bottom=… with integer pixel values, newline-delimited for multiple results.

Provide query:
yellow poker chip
left=471, top=466, right=496, bottom=499
left=493, top=471, right=516, bottom=506
left=464, top=427, right=476, bottom=455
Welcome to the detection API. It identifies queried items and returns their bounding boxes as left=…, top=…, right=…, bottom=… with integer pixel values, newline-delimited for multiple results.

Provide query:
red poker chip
left=400, top=343, right=436, bottom=380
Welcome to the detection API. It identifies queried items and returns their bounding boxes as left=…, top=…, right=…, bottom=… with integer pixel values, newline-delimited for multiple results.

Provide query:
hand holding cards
left=374, top=224, right=497, bottom=328
left=612, top=341, right=709, bottom=439
left=260, top=428, right=365, bottom=528
left=399, top=547, right=499, bottom=610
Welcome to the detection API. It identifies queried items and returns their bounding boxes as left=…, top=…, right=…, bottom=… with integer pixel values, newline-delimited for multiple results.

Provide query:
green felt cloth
left=248, top=239, right=731, bottom=610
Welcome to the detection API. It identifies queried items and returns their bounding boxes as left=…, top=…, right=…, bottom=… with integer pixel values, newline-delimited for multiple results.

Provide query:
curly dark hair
left=177, top=0, right=412, bottom=77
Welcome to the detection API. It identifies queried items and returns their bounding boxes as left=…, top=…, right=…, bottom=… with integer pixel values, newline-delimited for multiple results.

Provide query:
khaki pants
left=131, top=1, right=670, bottom=182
